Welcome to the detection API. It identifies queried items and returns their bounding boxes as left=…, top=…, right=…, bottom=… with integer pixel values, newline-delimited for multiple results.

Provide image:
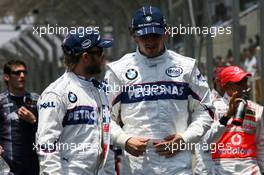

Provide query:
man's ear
left=3, top=74, right=9, bottom=82
left=81, top=52, right=90, bottom=64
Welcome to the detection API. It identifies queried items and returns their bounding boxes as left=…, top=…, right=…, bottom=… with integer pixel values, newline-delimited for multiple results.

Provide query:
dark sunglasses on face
left=10, top=70, right=28, bottom=76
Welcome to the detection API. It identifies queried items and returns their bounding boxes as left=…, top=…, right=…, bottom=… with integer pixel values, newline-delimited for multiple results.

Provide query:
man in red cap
left=203, top=66, right=264, bottom=174
left=219, top=66, right=252, bottom=89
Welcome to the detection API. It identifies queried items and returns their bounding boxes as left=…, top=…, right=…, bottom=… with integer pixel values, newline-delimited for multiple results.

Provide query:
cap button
left=145, top=16, right=152, bottom=22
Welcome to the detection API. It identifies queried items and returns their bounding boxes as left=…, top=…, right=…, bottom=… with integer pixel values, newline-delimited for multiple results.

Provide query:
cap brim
left=97, top=38, right=113, bottom=48
left=135, top=26, right=164, bottom=36
left=227, top=72, right=252, bottom=85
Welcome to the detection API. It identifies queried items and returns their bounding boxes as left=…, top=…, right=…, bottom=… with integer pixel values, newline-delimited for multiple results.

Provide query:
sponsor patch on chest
left=62, top=106, right=97, bottom=126
left=165, top=66, right=183, bottom=77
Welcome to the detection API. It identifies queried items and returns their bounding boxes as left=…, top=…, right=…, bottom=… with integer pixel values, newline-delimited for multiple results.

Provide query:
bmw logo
left=145, top=16, right=152, bottom=22
left=68, top=92, right=77, bottom=103
left=125, top=69, right=138, bottom=80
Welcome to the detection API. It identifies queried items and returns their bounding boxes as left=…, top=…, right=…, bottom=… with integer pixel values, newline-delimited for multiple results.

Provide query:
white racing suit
left=99, top=148, right=116, bottom=175
left=36, top=72, right=111, bottom=175
left=202, top=94, right=264, bottom=175
left=194, top=89, right=228, bottom=175
left=105, top=48, right=213, bottom=175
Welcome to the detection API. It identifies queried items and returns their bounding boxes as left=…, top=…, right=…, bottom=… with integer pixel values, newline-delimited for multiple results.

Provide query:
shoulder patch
left=68, top=92, right=77, bottom=103
left=125, top=68, right=138, bottom=80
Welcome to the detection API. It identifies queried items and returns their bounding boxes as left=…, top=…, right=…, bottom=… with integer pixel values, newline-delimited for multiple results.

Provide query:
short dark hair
left=3, top=59, right=27, bottom=75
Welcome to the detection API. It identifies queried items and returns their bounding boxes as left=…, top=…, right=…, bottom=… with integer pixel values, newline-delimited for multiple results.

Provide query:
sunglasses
left=10, top=70, right=28, bottom=76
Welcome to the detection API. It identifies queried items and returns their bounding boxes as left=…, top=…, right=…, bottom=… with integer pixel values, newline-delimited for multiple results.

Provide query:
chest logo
left=125, top=69, right=138, bottom=80
left=166, top=66, right=183, bottom=77
left=231, top=134, right=242, bottom=146
left=68, top=92, right=77, bottom=103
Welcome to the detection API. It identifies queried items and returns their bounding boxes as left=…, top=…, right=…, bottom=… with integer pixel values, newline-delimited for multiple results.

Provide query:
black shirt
left=0, top=91, right=39, bottom=175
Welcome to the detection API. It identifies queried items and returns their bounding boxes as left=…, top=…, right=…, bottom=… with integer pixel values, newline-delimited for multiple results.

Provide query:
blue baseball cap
left=131, top=6, right=166, bottom=36
left=62, top=30, right=113, bottom=56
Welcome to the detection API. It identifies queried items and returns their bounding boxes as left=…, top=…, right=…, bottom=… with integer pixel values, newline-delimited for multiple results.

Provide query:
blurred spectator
left=248, top=38, right=256, bottom=55
left=255, top=38, right=261, bottom=76
left=226, top=49, right=234, bottom=66
left=243, top=48, right=257, bottom=76
left=241, top=48, right=250, bottom=66
left=0, top=60, right=39, bottom=175
left=251, top=34, right=262, bottom=103
left=215, top=56, right=226, bottom=67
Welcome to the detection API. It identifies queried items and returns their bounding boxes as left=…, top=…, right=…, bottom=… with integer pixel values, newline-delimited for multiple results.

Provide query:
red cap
left=219, top=66, right=251, bottom=87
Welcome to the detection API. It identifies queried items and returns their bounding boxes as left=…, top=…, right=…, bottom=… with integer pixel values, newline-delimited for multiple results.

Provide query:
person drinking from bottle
left=203, top=66, right=264, bottom=175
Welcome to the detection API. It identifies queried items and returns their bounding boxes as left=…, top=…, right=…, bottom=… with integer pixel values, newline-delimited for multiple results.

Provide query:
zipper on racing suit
left=91, top=84, right=110, bottom=174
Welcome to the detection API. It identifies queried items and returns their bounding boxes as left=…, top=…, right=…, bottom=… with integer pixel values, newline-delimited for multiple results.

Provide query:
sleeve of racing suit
left=202, top=120, right=226, bottom=144
left=104, top=68, right=132, bottom=149
left=36, top=92, right=66, bottom=175
left=256, top=105, right=264, bottom=173
left=202, top=103, right=229, bottom=144
left=181, top=63, right=214, bottom=144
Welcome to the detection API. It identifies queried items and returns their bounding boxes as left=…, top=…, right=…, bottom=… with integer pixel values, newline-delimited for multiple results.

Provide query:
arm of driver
left=105, top=68, right=132, bottom=149
left=181, top=64, right=213, bottom=144
left=36, top=92, right=65, bottom=175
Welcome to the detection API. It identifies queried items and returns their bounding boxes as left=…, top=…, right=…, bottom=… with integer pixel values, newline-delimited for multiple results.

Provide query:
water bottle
left=232, top=92, right=248, bottom=126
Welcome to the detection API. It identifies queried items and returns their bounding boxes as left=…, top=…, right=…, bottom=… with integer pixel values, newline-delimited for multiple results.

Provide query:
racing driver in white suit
left=105, top=6, right=213, bottom=175
left=36, top=30, right=113, bottom=175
